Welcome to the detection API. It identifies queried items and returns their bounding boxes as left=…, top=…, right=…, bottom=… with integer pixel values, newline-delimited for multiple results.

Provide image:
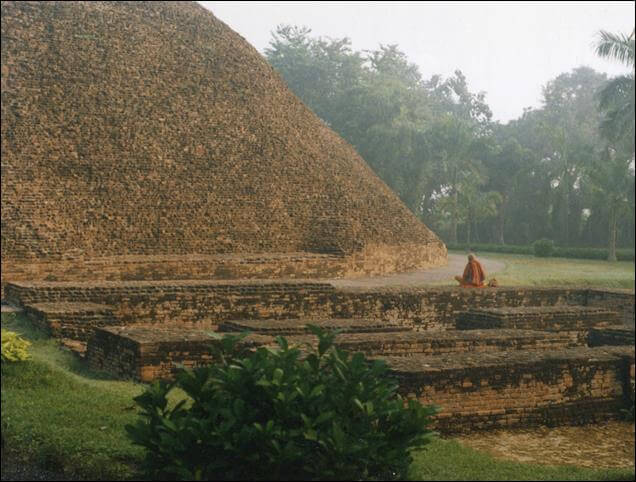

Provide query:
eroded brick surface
left=1, top=0, right=446, bottom=287
left=388, top=346, right=635, bottom=433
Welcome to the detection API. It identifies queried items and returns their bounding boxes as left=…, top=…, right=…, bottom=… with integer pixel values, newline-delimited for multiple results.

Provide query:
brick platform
left=589, top=326, right=635, bottom=347
left=218, top=318, right=414, bottom=335
left=23, top=302, right=116, bottom=341
left=456, top=305, right=620, bottom=336
left=87, top=325, right=275, bottom=381
left=283, top=329, right=581, bottom=357
left=86, top=326, right=582, bottom=383
left=387, top=345, right=635, bottom=433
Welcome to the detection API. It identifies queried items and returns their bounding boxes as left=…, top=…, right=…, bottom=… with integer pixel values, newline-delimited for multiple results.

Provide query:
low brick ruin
left=7, top=280, right=634, bottom=433
left=1, top=0, right=634, bottom=436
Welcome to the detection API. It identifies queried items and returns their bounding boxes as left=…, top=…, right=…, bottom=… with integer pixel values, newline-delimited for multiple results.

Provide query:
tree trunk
left=497, top=195, right=507, bottom=245
left=451, top=169, right=458, bottom=244
left=608, top=206, right=617, bottom=262
left=466, top=207, right=472, bottom=250
left=562, top=149, right=570, bottom=247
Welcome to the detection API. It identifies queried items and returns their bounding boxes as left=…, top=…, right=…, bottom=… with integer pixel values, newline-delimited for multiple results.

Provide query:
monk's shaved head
left=468, top=253, right=475, bottom=261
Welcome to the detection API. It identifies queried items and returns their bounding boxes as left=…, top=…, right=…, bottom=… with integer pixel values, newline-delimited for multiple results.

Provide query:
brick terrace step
left=283, top=329, right=581, bottom=357
left=23, top=302, right=116, bottom=341
left=5, top=278, right=336, bottom=305
left=218, top=318, right=413, bottom=335
left=385, top=345, right=635, bottom=433
left=87, top=325, right=274, bottom=381
left=456, top=305, right=620, bottom=332
left=85, top=325, right=582, bottom=383
left=589, top=326, right=635, bottom=347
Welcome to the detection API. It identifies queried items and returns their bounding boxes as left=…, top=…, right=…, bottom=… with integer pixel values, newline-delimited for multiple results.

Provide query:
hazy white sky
left=200, top=1, right=634, bottom=124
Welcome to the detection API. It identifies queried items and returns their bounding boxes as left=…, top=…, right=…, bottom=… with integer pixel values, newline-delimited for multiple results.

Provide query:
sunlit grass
left=447, top=250, right=635, bottom=290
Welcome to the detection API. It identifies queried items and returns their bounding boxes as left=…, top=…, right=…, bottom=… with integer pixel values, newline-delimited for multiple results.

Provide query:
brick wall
left=1, top=0, right=446, bottom=275
left=1, top=242, right=447, bottom=297
left=8, top=282, right=631, bottom=331
left=389, top=346, right=635, bottom=433
left=586, top=289, right=635, bottom=327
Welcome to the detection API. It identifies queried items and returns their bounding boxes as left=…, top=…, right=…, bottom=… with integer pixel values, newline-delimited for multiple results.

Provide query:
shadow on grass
left=1, top=312, right=140, bottom=383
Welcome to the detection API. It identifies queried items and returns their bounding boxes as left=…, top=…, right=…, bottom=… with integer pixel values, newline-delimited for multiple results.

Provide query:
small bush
left=532, top=239, right=555, bottom=257
left=126, top=327, right=439, bottom=481
left=1, top=329, right=31, bottom=363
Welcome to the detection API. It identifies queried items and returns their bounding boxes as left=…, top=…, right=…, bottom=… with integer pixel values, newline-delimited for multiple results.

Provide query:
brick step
left=5, top=279, right=337, bottom=307
left=23, top=302, right=117, bottom=342
left=456, top=305, right=620, bottom=335
left=86, top=325, right=274, bottom=381
left=282, top=329, right=581, bottom=357
left=589, top=326, right=635, bottom=347
left=218, top=318, right=413, bottom=335
left=85, top=325, right=582, bottom=383
left=385, top=345, right=635, bottom=433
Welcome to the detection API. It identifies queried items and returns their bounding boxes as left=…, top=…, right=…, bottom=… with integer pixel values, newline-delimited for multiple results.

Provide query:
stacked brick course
left=456, top=306, right=621, bottom=343
left=388, top=346, right=634, bottom=433
left=23, top=302, right=116, bottom=341
left=9, top=279, right=635, bottom=432
left=1, top=0, right=446, bottom=289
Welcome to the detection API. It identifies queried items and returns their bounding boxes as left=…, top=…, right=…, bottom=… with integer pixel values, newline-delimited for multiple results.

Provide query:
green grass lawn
left=2, top=310, right=634, bottom=481
left=448, top=250, right=635, bottom=290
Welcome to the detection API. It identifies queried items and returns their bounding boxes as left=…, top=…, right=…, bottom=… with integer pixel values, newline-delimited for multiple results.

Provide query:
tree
left=593, top=28, right=636, bottom=260
left=537, top=67, right=607, bottom=246
left=594, top=29, right=635, bottom=149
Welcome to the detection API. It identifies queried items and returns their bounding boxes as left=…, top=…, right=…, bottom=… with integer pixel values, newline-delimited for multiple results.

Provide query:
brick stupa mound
left=1, top=1, right=446, bottom=288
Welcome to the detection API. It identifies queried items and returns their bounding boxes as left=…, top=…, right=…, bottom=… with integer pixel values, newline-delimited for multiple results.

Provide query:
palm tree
left=593, top=29, right=635, bottom=260
left=594, top=29, right=635, bottom=149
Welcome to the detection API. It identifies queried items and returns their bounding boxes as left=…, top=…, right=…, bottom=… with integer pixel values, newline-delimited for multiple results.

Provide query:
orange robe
left=456, top=259, right=486, bottom=287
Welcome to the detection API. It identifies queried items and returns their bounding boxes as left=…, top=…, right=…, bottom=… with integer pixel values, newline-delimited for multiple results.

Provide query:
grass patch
left=448, top=250, right=635, bottom=290
left=2, top=311, right=634, bottom=481
left=1, top=313, right=146, bottom=480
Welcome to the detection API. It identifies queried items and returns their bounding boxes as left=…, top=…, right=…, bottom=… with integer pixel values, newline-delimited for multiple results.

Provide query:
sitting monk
left=454, top=253, right=486, bottom=287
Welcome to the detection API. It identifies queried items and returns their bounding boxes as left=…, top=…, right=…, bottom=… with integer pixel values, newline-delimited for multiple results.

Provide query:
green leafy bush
left=1, top=329, right=31, bottom=363
left=126, top=327, right=439, bottom=481
left=532, top=239, right=555, bottom=257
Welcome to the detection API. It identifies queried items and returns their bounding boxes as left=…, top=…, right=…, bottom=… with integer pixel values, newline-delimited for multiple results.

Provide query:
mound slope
left=1, top=1, right=445, bottom=281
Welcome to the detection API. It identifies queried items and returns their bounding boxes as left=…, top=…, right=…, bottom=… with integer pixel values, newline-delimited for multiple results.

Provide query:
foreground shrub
left=532, top=239, right=555, bottom=257
left=1, top=329, right=31, bottom=363
left=126, top=327, right=439, bottom=481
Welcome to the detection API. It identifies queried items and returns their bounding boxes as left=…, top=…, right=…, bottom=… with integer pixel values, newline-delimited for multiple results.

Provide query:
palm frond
left=594, top=29, right=635, bottom=67
left=597, top=74, right=634, bottom=109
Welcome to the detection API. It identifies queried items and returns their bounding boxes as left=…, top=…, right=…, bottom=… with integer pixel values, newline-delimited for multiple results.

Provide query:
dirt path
left=454, top=421, right=635, bottom=469
left=329, top=253, right=505, bottom=290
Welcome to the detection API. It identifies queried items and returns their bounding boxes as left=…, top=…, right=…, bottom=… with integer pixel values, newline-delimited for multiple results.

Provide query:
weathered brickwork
left=23, top=302, right=116, bottom=341
left=1, top=243, right=448, bottom=297
left=388, top=346, right=635, bottom=433
left=1, top=1, right=446, bottom=283
left=87, top=326, right=273, bottom=381
left=86, top=326, right=580, bottom=383
left=6, top=282, right=603, bottom=331
left=589, top=326, right=636, bottom=347
left=218, top=318, right=414, bottom=335
left=9, top=279, right=635, bottom=431
left=586, top=289, right=635, bottom=327
left=456, top=306, right=621, bottom=343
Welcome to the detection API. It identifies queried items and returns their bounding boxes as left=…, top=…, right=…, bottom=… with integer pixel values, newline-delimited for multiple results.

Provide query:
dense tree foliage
left=265, top=25, right=635, bottom=252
